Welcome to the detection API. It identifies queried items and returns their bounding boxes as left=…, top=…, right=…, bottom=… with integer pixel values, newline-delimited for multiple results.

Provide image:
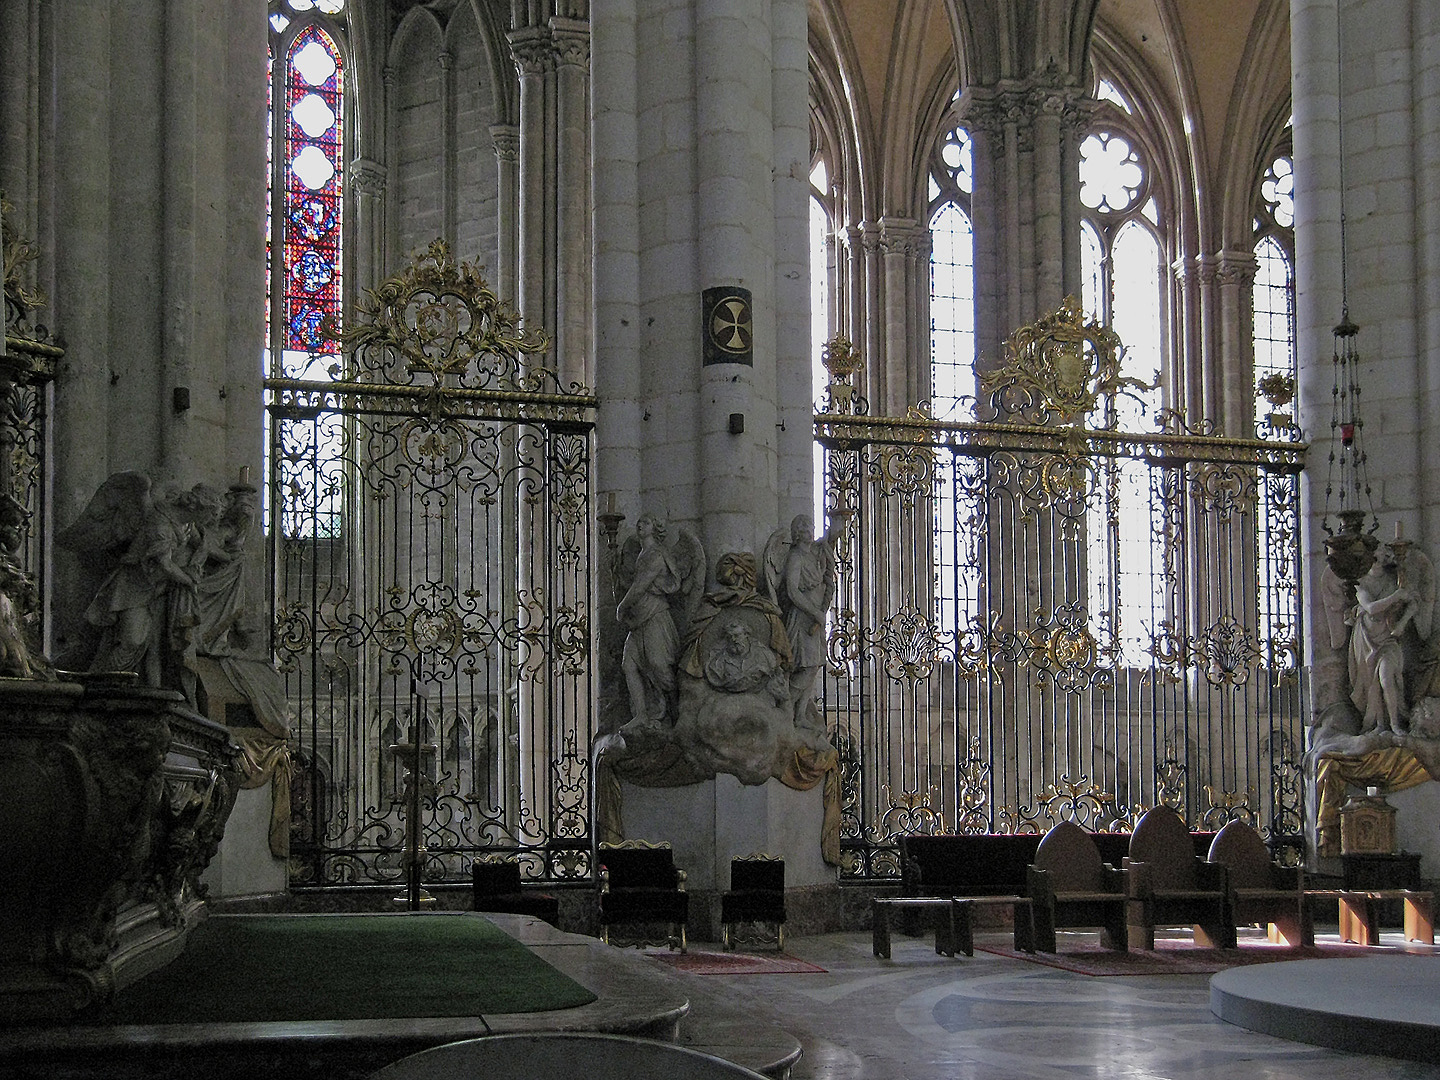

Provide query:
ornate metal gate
left=817, top=301, right=1308, bottom=878
left=268, top=244, right=596, bottom=887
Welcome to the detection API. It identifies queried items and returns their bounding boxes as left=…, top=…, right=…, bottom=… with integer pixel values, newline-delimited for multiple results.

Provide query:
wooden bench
left=882, top=832, right=1216, bottom=959
left=1306, top=888, right=1434, bottom=946
left=871, top=895, right=1036, bottom=958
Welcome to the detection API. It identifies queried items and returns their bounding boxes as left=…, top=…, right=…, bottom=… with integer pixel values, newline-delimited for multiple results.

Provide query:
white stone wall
left=393, top=18, right=447, bottom=258
left=1295, top=0, right=1440, bottom=543
left=1294, top=0, right=1440, bottom=869
left=452, top=11, right=501, bottom=272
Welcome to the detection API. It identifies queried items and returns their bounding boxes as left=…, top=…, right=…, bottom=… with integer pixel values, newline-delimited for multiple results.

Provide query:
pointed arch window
left=269, top=5, right=345, bottom=381
left=929, top=125, right=975, bottom=417
left=1253, top=140, right=1297, bottom=656
left=268, top=0, right=347, bottom=537
left=1079, top=125, right=1165, bottom=667
left=928, top=124, right=978, bottom=636
left=811, top=159, right=834, bottom=525
left=1253, top=149, right=1295, bottom=436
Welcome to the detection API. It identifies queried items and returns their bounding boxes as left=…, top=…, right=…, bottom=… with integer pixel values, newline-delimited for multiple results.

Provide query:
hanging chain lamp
left=1320, top=22, right=1378, bottom=588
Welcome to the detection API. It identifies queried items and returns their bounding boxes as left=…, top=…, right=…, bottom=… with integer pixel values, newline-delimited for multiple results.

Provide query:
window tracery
left=1079, top=115, right=1165, bottom=668
left=268, top=1, right=348, bottom=538
left=928, top=123, right=975, bottom=418
left=1252, top=143, right=1295, bottom=437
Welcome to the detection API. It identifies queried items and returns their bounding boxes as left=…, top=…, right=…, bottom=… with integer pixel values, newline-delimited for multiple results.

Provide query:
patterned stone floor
left=674, top=929, right=1440, bottom=1080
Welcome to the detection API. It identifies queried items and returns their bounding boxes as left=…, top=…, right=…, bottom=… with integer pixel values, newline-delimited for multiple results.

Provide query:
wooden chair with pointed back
left=1125, top=804, right=1234, bottom=949
left=1207, top=819, right=1309, bottom=946
left=1027, top=821, right=1129, bottom=952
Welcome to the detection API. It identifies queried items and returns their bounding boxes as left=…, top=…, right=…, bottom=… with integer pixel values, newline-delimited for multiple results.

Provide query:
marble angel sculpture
left=0, top=492, right=46, bottom=678
left=1347, top=539, right=1436, bottom=735
left=57, top=472, right=217, bottom=692
left=762, top=513, right=838, bottom=732
left=615, top=512, right=706, bottom=732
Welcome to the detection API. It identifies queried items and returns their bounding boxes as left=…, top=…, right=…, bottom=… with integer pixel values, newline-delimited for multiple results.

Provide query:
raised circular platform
left=1210, top=955, right=1440, bottom=1062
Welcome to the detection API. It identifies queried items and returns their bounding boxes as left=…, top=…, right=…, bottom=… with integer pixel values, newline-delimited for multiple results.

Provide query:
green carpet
left=88, top=914, right=597, bottom=1025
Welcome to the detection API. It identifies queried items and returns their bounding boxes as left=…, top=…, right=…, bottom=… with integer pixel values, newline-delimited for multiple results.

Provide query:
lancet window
left=1253, top=141, right=1296, bottom=435
left=1253, top=131, right=1297, bottom=653
left=926, top=121, right=978, bottom=638
left=1080, top=84, right=1167, bottom=666
left=928, top=124, right=976, bottom=418
left=811, top=159, right=834, bottom=523
left=267, top=0, right=347, bottom=537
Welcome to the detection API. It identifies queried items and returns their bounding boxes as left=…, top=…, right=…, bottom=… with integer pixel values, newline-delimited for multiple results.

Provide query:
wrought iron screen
left=816, top=303, right=1308, bottom=879
left=267, top=243, right=597, bottom=887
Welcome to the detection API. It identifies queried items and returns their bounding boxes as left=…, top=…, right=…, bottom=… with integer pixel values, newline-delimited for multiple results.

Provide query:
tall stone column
left=1214, top=251, right=1257, bottom=437
left=350, top=158, right=387, bottom=305
left=490, top=125, right=520, bottom=310
left=439, top=47, right=456, bottom=248
left=877, top=216, right=924, bottom=412
left=507, top=27, right=554, bottom=355
left=962, top=73, right=1089, bottom=360
left=383, top=66, right=400, bottom=274
left=552, top=17, right=591, bottom=389
left=594, top=0, right=827, bottom=899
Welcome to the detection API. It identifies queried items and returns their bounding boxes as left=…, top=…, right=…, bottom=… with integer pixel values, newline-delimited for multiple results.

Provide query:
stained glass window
left=268, top=4, right=346, bottom=538
left=279, top=25, right=343, bottom=374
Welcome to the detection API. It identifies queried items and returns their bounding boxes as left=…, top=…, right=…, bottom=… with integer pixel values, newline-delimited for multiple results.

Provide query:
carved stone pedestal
left=0, top=675, right=239, bottom=1023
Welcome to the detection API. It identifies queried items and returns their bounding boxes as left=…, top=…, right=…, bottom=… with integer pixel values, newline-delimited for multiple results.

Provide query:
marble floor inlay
left=673, top=930, right=1440, bottom=1080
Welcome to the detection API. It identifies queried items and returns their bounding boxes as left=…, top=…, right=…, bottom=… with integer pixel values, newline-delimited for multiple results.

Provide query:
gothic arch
left=948, top=0, right=1100, bottom=84
left=1215, top=1, right=1291, bottom=253
left=388, top=4, right=445, bottom=68
left=461, top=0, right=519, bottom=126
left=808, top=1, right=877, bottom=224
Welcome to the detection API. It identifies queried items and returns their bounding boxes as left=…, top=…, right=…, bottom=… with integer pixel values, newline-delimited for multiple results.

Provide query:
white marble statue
left=762, top=513, right=838, bottom=732
left=58, top=472, right=290, bottom=739
left=58, top=473, right=215, bottom=690
left=1309, top=535, right=1440, bottom=784
left=615, top=513, right=705, bottom=732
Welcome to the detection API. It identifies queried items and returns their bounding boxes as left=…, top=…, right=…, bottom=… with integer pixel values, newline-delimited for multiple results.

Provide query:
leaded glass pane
left=281, top=25, right=343, bottom=366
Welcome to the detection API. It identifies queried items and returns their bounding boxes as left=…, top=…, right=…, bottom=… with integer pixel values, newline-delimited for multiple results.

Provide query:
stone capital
left=550, top=16, right=590, bottom=68
left=490, top=124, right=520, bottom=163
left=349, top=157, right=386, bottom=197
left=878, top=217, right=925, bottom=257
left=1213, top=249, right=1258, bottom=288
left=507, top=27, right=555, bottom=77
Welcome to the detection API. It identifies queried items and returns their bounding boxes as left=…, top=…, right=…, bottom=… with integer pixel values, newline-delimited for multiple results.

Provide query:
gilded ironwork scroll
left=815, top=301, right=1308, bottom=879
left=269, top=242, right=596, bottom=887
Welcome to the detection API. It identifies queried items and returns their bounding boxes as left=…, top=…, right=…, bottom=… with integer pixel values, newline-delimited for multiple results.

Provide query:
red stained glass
left=282, top=26, right=343, bottom=356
